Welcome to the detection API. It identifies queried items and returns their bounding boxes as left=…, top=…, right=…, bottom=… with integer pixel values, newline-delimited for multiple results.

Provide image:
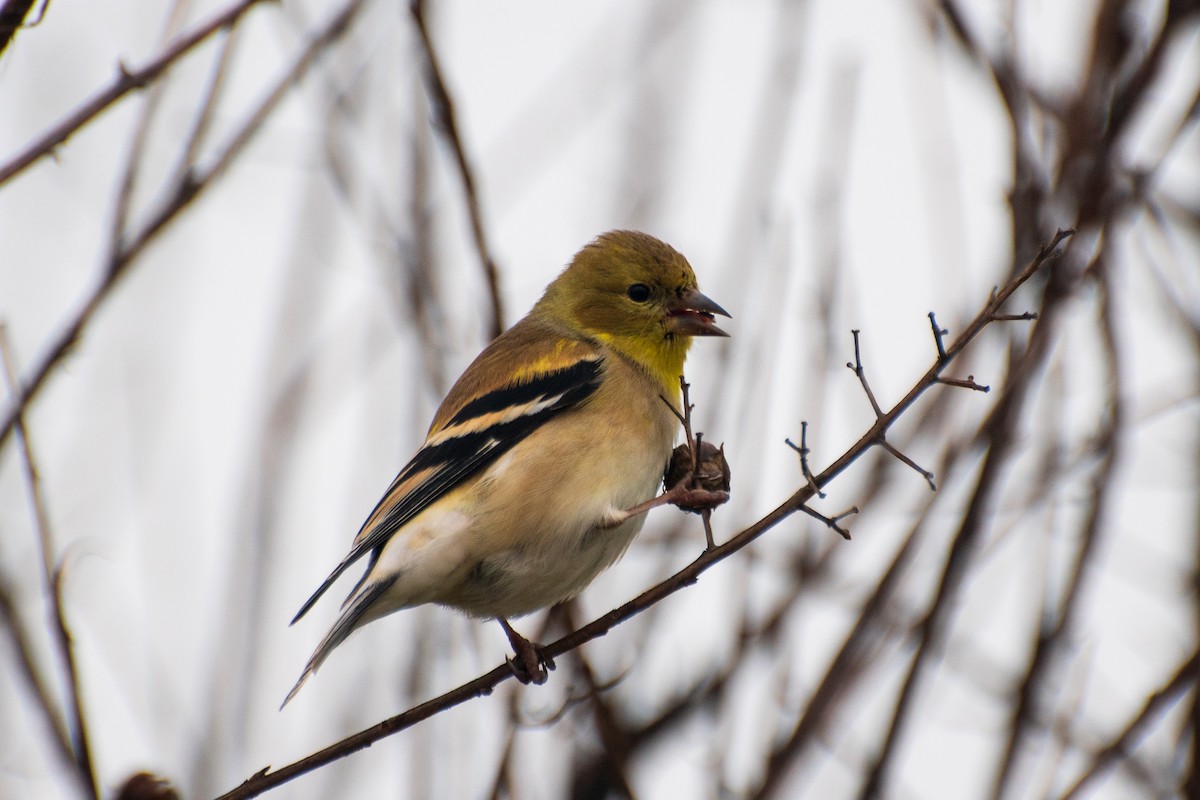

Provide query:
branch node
left=115, top=59, right=143, bottom=87
left=785, top=420, right=826, bottom=499
left=799, top=503, right=856, bottom=540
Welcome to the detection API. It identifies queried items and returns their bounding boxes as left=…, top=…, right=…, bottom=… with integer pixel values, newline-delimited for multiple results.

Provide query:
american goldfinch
left=284, top=230, right=728, bottom=705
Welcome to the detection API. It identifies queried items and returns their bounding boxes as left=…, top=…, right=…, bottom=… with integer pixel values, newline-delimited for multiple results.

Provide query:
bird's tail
left=281, top=574, right=398, bottom=708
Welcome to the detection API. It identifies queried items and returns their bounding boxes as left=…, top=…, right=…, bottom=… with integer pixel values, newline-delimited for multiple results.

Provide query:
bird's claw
left=667, top=487, right=730, bottom=514
left=499, top=618, right=554, bottom=685
left=506, top=647, right=555, bottom=685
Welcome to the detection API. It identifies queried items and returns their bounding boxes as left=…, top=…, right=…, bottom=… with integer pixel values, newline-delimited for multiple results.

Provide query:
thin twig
left=659, top=377, right=722, bottom=549
left=798, top=504, right=856, bottom=540
left=0, top=0, right=270, bottom=185
left=0, top=572, right=79, bottom=787
left=928, top=312, right=949, bottom=360
left=845, top=329, right=884, bottom=418
left=878, top=439, right=936, bottom=491
left=107, top=0, right=193, bottom=258
left=409, top=0, right=504, bottom=339
left=0, top=0, right=369, bottom=454
left=937, top=375, right=990, bottom=392
left=0, top=327, right=98, bottom=800
left=166, top=22, right=240, bottom=189
left=846, top=329, right=937, bottom=489
left=854, top=233, right=1074, bottom=800
left=785, top=420, right=826, bottom=499
left=1058, top=649, right=1200, bottom=800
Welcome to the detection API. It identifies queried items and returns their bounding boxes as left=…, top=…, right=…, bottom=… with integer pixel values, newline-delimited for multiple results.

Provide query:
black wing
left=290, top=356, right=603, bottom=624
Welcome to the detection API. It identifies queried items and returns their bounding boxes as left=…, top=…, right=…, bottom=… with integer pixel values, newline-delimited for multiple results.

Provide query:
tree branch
left=0, top=0, right=270, bottom=186
left=0, top=327, right=98, bottom=799
left=0, top=0, right=369, bottom=455
left=409, top=0, right=505, bottom=339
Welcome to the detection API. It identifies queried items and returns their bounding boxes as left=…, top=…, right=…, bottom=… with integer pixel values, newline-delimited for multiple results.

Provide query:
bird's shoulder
left=428, top=316, right=606, bottom=436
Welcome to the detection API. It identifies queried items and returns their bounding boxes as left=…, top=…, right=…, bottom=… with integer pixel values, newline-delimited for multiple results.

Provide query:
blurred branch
left=166, top=21, right=240, bottom=192
left=0, top=572, right=78, bottom=788
left=849, top=0, right=1200, bottom=791
left=987, top=250, right=1125, bottom=800
left=565, top=602, right=639, bottom=800
left=935, top=0, right=1053, bottom=262
left=752, top=512, right=923, bottom=799
left=0, top=0, right=268, bottom=186
left=213, top=231, right=1072, bottom=800
left=410, top=0, right=505, bottom=339
left=0, top=0, right=369, bottom=455
left=854, top=233, right=1078, bottom=798
left=107, top=0, right=193, bottom=259
left=0, top=327, right=98, bottom=800
left=1058, top=648, right=1200, bottom=800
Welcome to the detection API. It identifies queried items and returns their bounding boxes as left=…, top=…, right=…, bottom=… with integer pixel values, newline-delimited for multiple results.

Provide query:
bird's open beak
left=666, top=287, right=731, bottom=337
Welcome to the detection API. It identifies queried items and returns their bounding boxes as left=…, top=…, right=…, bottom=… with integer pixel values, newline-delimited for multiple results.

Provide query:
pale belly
left=435, top=402, right=673, bottom=618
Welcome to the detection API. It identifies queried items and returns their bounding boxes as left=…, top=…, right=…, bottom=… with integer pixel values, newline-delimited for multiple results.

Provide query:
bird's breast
left=442, top=366, right=678, bottom=618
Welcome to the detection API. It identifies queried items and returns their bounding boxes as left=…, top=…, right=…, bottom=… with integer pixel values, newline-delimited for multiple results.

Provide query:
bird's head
left=538, top=230, right=729, bottom=391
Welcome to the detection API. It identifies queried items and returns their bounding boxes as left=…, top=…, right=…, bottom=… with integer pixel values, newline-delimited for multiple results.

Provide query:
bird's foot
left=498, top=618, right=554, bottom=685
left=666, top=486, right=729, bottom=513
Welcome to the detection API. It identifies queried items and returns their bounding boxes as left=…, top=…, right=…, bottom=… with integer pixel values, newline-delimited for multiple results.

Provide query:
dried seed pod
left=664, top=440, right=731, bottom=507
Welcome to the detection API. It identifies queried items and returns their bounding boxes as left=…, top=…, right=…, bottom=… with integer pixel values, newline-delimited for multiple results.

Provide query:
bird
left=283, top=230, right=729, bottom=706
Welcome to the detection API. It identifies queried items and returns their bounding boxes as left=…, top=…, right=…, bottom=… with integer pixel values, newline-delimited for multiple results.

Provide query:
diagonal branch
left=1058, top=648, right=1200, bottom=800
left=0, top=0, right=370, bottom=455
left=986, top=250, right=1125, bottom=800
left=0, top=0, right=270, bottom=186
left=854, top=237, right=1076, bottom=800
left=409, top=0, right=505, bottom=339
left=0, top=327, right=98, bottom=799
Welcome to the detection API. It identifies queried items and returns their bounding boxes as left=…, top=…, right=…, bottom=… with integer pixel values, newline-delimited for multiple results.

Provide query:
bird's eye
left=627, top=283, right=651, bottom=303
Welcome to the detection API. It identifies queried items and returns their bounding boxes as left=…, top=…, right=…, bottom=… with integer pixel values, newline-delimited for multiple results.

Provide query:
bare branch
left=0, top=0, right=269, bottom=185
left=845, top=329, right=884, bottom=418
left=936, top=375, right=990, bottom=392
left=799, top=504, right=856, bottom=541
left=987, top=249, right=1126, bottom=800
left=0, top=574, right=77, bottom=787
left=0, top=327, right=97, bottom=799
left=785, top=420, right=826, bottom=499
left=409, top=0, right=505, bottom=339
left=878, top=439, right=936, bottom=491
left=1058, top=649, right=1200, bottom=800
left=928, top=311, right=948, bottom=360
left=856, top=231, right=1078, bottom=799
left=0, top=0, right=369, bottom=454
